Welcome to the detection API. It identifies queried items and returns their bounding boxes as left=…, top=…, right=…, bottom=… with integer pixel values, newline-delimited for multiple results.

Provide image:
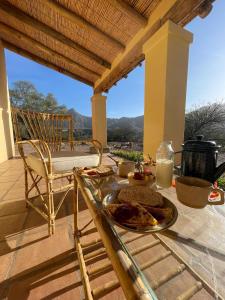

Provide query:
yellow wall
left=0, top=40, right=15, bottom=163
left=143, top=21, right=193, bottom=160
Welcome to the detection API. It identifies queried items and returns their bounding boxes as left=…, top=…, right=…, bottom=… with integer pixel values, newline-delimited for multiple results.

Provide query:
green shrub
left=110, top=149, right=143, bottom=162
left=217, top=177, right=225, bottom=190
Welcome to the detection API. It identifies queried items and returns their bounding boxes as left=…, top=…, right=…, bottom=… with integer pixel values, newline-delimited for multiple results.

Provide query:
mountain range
left=68, top=108, right=144, bottom=142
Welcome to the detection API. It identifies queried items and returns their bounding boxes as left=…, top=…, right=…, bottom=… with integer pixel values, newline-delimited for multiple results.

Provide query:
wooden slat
left=131, top=239, right=160, bottom=256
left=92, top=280, right=120, bottom=299
left=140, top=251, right=171, bottom=271
left=151, top=264, right=186, bottom=289
left=75, top=235, right=93, bottom=300
left=123, top=233, right=146, bottom=244
left=87, top=261, right=112, bottom=277
left=85, top=253, right=108, bottom=266
left=81, top=237, right=102, bottom=248
left=108, top=0, right=147, bottom=26
left=0, top=22, right=101, bottom=78
left=176, top=282, right=203, bottom=300
left=3, top=41, right=93, bottom=86
left=84, top=247, right=106, bottom=261
left=0, top=0, right=111, bottom=69
left=45, top=0, right=125, bottom=51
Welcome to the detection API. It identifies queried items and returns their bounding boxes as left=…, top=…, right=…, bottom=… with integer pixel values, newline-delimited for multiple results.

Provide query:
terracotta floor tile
left=0, top=175, right=19, bottom=183
left=0, top=199, right=27, bottom=217
left=0, top=182, right=15, bottom=194
left=2, top=187, right=25, bottom=201
left=0, top=157, right=126, bottom=299
left=0, top=239, right=18, bottom=283
left=0, top=213, right=28, bottom=240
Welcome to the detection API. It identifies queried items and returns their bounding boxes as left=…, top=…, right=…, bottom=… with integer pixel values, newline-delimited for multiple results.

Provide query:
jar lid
left=183, top=135, right=220, bottom=151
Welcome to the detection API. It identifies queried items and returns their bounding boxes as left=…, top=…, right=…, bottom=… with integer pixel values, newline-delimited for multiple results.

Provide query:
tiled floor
left=0, top=155, right=222, bottom=300
left=0, top=155, right=124, bottom=299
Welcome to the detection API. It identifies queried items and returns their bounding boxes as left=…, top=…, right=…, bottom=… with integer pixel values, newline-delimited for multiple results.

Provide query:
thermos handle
left=174, top=150, right=183, bottom=176
left=174, top=150, right=182, bottom=154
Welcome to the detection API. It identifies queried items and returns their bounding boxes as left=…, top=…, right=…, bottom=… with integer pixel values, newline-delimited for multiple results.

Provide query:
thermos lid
left=183, top=135, right=220, bottom=151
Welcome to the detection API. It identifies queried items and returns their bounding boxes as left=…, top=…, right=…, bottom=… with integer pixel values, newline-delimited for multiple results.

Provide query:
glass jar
left=156, top=141, right=174, bottom=188
left=118, top=160, right=135, bottom=178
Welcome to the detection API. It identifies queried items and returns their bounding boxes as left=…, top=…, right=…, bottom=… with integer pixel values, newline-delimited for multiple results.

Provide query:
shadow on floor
left=0, top=189, right=88, bottom=259
left=0, top=248, right=80, bottom=300
left=0, top=190, right=87, bottom=238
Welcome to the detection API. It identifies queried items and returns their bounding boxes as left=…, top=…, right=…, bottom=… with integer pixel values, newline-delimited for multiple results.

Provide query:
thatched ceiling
left=0, top=0, right=215, bottom=92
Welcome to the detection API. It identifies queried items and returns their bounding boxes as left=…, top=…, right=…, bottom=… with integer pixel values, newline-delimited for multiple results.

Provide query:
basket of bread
left=102, top=185, right=178, bottom=233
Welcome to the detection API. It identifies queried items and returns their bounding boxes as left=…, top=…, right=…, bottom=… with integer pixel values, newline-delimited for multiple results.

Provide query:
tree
left=10, top=81, right=45, bottom=111
left=42, top=93, right=67, bottom=114
left=9, top=81, right=67, bottom=114
left=184, top=102, right=225, bottom=140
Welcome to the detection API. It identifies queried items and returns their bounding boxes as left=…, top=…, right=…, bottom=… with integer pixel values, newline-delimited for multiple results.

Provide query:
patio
left=2, top=154, right=225, bottom=299
left=0, top=156, right=216, bottom=299
left=0, top=0, right=221, bottom=299
left=0, top=154, right=127, bottom=299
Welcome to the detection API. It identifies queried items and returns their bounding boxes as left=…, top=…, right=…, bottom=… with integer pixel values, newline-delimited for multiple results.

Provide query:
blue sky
left=5, top=0, right=225, bottom=118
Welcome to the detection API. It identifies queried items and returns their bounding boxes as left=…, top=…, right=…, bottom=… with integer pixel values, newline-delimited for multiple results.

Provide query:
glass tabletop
left=78, top=173, right=225, bottom=300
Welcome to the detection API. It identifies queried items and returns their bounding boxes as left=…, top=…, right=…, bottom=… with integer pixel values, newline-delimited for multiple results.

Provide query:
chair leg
left=73, top=176, right=79, bottom=235
left=49, top=218, right=55, bottom=236
left=24, top=168, right=29, bottom=208
left=47, top=180, right=55, bottom=236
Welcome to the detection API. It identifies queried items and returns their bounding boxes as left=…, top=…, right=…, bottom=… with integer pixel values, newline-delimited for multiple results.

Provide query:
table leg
left=73, top=176, right=78, bottom=235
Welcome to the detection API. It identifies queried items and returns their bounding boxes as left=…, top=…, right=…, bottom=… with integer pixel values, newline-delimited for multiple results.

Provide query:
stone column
left=0, top=40, right=15, bottom=163
left=143, top=20, right=193, bottom=160
left=91, top=93, right=108, bottom=151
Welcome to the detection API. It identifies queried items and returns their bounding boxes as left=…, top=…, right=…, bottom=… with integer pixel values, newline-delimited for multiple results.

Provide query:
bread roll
left=118, top=186, right=163, bottom=207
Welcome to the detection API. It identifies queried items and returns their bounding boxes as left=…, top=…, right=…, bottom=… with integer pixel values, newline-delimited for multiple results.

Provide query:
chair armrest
left=17, top=140, right=53, bottom=176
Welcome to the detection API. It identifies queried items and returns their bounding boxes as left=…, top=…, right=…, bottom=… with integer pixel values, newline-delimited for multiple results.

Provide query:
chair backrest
left=11, top=107, right=74, bottom=151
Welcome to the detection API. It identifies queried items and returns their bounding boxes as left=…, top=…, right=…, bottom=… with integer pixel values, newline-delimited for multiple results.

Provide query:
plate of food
left=102, top=185, right=178, bottom=233
left=78, top=166, right=115, bottom=178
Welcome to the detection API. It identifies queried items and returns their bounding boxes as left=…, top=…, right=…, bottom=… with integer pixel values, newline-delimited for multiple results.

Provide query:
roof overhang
left=0, top=0, right=215, bottom=92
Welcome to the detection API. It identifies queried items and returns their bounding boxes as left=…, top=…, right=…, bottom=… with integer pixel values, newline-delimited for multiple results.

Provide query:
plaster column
left=91, top=93, right=108, bottom=151
left=143, top=20, right=193, bottom=160
left=0, top=40, right=15, bottom=163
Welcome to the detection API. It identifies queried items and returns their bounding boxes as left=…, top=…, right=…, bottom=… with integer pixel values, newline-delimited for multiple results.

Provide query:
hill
left=68, top=108, right=144, bottom=142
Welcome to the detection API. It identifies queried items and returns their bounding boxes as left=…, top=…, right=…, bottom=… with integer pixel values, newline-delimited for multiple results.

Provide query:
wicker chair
left=12, top=108, right=102, bottom=235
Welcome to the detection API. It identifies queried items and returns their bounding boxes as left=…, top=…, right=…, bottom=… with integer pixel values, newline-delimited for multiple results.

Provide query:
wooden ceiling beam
left=0, top=0, right=111, bottom=69
left=198, top=0, right=213, bottom=18
left=107, top=0, right=147, bottom=27
left=45, top=0, right=125, bottom=51
left=0, top=22, right=101, bottom=78
left=3, top=41, right=94, bottom=86
left=94, top=0, right=209, bottom=93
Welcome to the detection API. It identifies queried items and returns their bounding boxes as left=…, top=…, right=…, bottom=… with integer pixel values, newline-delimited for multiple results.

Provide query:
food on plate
left=142, top=206, right=173, bottom=223
left=106, top=202, right=157, bottom=226
left=86, top=170, right=98, bottom=176
left=133, top=172, right=145, bottom=180
left=118, top=186, right=163, bottom=207
left=96, top=166, right=114, bottom=176
left=80, top=166, right=114, bottom=177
